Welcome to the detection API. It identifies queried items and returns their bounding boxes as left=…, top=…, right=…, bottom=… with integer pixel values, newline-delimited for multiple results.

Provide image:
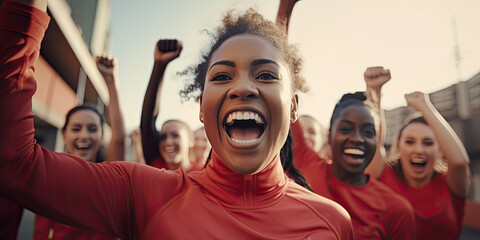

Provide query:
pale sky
left=111, top=0, right=480, bottom=133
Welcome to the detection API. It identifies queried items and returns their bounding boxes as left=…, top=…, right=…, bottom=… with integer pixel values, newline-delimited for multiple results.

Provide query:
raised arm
left=130, top=129, right=146, bottom=164
left=275, top=0, right=300, bottom=33
left=96, top=56, right=126, bottom=162
left=140, top=39, right=182, bottom=164
left=363, top=66, right=390, bottom=179
left=0, top=2, right=134, bottom=237
left=405, top=92, right=471, bottom=197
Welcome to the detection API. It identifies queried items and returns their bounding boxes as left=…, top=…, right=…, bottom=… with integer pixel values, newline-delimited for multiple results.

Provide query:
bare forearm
left=140, top=61, right=167, bottom=163
left=105, top=75, right=126, bottom=162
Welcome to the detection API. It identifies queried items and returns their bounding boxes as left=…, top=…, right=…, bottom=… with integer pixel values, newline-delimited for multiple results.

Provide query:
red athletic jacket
left=381, top=165, right=465, bottom=240
left=0, top=2, right=354, bottom=239
left=291, top=121, right=416, bottom=239
left=0, top=197, right=23, bottom=239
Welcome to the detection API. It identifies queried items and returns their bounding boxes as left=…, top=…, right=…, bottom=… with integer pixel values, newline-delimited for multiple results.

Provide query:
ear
left=199, top=93, right=204, bottom=123
left=290, top=93, right=299, bottom=123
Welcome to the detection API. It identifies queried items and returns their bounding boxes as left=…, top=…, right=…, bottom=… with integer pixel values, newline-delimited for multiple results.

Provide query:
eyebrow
left=208, top=59, right=279, bottom=71
left=251, top=59, right=279, bottom=67
left=208, top=60, right=235, bottom=71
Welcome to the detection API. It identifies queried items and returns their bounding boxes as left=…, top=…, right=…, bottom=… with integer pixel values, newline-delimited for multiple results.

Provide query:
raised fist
left=154, top=39, right=183, bottom=64
left=364, top=66, right=391, bottom=91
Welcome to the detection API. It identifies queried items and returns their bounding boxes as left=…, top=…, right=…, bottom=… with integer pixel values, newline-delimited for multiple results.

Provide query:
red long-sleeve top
left=381, top=165, right=465, bottom=240
left=0, top=2, right=354, bottom=239
left=291, top=121, right=416, bottom=239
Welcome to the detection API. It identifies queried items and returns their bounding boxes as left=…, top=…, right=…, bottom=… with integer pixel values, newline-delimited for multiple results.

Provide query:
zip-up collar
left=202, top=150, right=288, bottom=208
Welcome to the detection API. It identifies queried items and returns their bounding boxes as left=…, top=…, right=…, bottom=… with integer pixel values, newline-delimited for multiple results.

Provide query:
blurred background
left=4, top=0, right=479, bottom=239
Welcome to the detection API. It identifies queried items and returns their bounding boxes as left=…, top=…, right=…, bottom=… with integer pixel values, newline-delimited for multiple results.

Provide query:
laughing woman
left=0, top=0, right=353, bottom=239
left=372, top=91, right=471, bottom=240
left=291, top=67, right=416, bottom=239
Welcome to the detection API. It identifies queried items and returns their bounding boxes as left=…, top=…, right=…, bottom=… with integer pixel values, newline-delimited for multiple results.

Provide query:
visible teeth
left=344, top=148, right=364, bottom=156
left=231, top=138, right=259, bottom=144
left=76, top=143, right=91, bottom=149
left=226, top=111, right=264, bottom=124
left=411, top=157, right=425, bottom=163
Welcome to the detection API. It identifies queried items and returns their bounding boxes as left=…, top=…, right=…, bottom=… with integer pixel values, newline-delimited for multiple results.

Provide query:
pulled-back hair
left=179, top=8, right=308, bottom=102
left=62, top=104, right=105, bottom=163
left=388, top=116, right=447, bottom=174
left=62, top=104, right=104, bottom=132
left=329, top=91, right=369, bottom=129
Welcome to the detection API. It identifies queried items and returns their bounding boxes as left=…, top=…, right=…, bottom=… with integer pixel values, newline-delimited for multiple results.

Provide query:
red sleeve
left=34, top=215, right=53, bottom=240
left=0, top=3, right=185, bottom=239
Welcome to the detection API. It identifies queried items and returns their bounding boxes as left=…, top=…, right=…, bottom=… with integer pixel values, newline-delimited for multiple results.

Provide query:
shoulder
left=286, top=182, right=352, bottom=229
left=370, top=178, right=413, bottom=212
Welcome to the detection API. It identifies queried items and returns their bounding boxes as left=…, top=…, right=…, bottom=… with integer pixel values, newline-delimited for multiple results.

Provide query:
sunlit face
left=200, top=34, right=297, bottom=175
left=62, top=110, right=103, bottom=163
left=329, top=104, right=376, bottom=176
left=299, top=116, right=324, bottom=152
left=193, top=128, right=211, bottom=164
left=159, top=121, right=192, bottom=169
left=398, top=122, right=438, bottom=187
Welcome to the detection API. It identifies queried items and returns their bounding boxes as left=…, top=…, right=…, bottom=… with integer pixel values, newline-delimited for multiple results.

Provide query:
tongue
left=230, top=127, right=261, bottom=141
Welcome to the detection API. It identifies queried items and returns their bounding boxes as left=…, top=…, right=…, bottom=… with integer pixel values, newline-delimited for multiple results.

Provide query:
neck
left=331, top=165, right=368, bottom=186
left=167, top=159, right=191, bottom=171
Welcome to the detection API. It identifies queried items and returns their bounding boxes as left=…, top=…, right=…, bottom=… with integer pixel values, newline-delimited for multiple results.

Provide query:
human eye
left=88, top=126, right=98, bottom=133
left=210, top=73, right=232, bottom=82
left=405, top=139, right=414, bottom=145
left=363, top=127, right=376, bottom=137
left=255, top=71, right=278, bottom=81
left=423, top=140, right=434, bottom=146
left=71, top=128, right=80, bottom=132
left=339, top=126, right=352, bottom=134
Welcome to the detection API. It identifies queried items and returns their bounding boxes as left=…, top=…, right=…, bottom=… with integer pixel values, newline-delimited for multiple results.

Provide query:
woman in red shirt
left=32, top=57, right=124, bottom=240
left=291, top=67, right=416, bottom=239
left=0, top=0, right=353, bottom=239
left=370, top=91, right=471, bottom=240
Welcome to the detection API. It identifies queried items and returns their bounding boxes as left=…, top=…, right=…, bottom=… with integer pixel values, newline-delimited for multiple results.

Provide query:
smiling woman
left=0, top=1, right=353, bottom=239
left=290, top=67, right=416, bottom=239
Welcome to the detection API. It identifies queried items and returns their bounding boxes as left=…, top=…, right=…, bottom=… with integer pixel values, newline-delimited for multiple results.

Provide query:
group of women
left=0, top=0, right=471, bottom=239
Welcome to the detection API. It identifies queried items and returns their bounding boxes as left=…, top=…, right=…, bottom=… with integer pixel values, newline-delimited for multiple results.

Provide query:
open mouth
left=223, top=111, right=265, bottom=144
left=75, top=143, right=92, bottom=151
left=343, top=148, right=366, bottom=165
left=410, top=157, right=427, bottom=167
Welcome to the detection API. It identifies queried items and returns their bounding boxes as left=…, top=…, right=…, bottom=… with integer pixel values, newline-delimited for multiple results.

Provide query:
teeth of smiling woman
left=411, top=157, right=426, bottom=163
left=344, top=148, right=364, bottom=156
left=226, top=111, right=264, bottom=125
left=76, top=143, right=90, bottom=149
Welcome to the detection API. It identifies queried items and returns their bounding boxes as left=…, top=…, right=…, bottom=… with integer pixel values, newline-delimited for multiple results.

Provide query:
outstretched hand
left=364, top=66, right=391, bottom=91
left=154, top=39, right=183, bottom=64
left=405, top=91, right=430, bottom=112
left=96, top=56, right=117, bottom=84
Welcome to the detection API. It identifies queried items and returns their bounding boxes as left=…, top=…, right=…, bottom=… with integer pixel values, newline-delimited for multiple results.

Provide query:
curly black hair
left=179, top=8, right=308, bottom=102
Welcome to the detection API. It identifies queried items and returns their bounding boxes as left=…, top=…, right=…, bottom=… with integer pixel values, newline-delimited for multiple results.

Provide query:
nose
left=78, top=128, right=89, bottom=139
left=227, top=74, right=259, bottom=100
left=165, top=135, right=174, bottom=145
left=349, top=130, right=364, bottom=144
left=413, top=142, right=424, bottom=153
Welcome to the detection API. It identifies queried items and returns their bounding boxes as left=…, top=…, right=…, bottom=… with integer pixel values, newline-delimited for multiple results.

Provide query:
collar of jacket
left=203, top=150, right=289, bottom=208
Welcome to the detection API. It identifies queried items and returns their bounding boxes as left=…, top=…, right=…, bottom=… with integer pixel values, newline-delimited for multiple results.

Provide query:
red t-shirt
left=291, top=121, right=416, bottom=239
left=0, top=3, right=354, bottom=239
left=381, top=165, right=466, bottom=240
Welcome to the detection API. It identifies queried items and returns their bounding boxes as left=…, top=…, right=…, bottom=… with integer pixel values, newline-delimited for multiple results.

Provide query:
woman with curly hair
left=0, top=0, right=353, bottom=238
